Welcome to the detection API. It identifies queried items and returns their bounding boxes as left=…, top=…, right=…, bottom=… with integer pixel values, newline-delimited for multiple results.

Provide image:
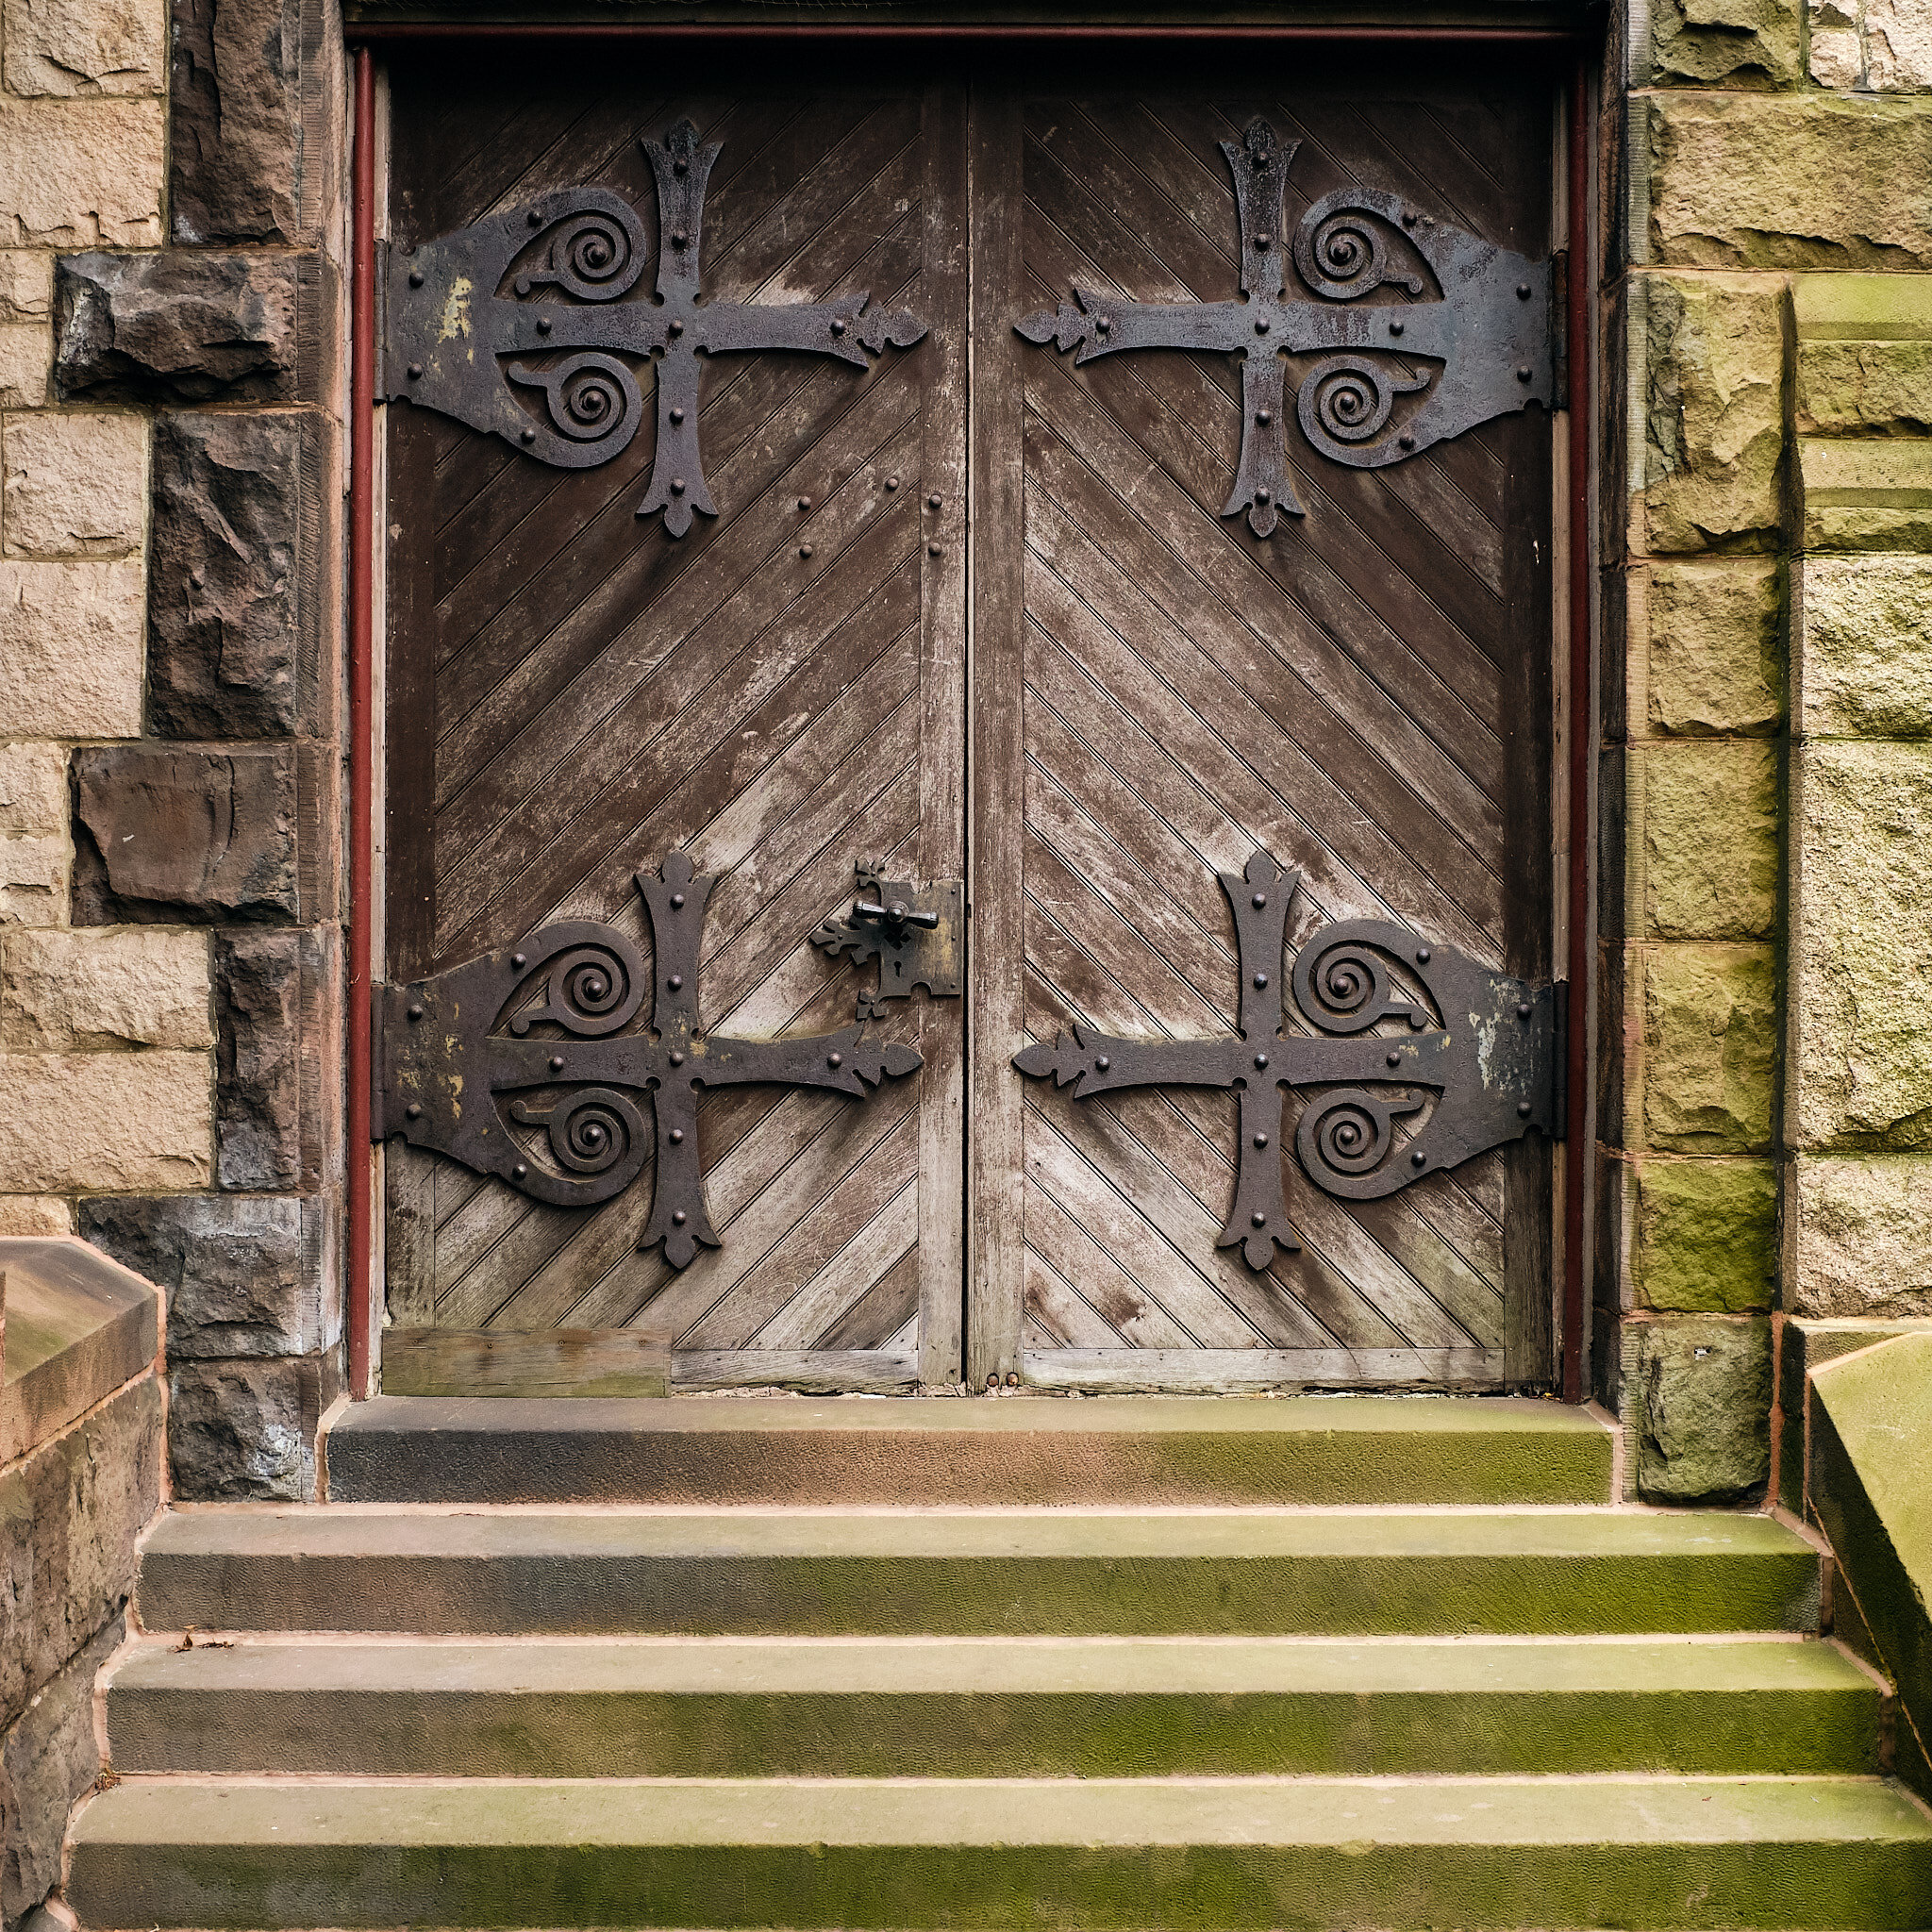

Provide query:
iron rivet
left=671, top=227, right=689, bottom=249
left=1254, top=971, right=1269, bottom=989
left=670, top=1127, right=685, bottom=1143
left=512, top=953, right=526, bottom=967
left=406, top=1103, right=423, bottom=1120
left=673, top=1209, right=688, bottom=1225
left=668, top=974, right=683, bottom=991
left=515, top=275, right=532, bottom=297
left=407, top=1004, right=424, bottom=1021
left=527, top=208, right=543, bottom=226
left=1254, top=1052, right=1269, bottom=1070
left=1390, top=320, right=1404, bottom=337
left=1416, top=947, right=1432, bottom=965
left=536, top=316, right=552, bottom=336
left=1252, top=1210, right=1267, bottom=1227
left=671, top=477, right=686, bottom=496
left=1256, top=233, right=1272, bottom=249
left=671, top=892, right=685, bottom=908
left=1006, top=1372, right=1021, bottom=1387
left=1517, top=283, right=1532, bottom=300
left=1256, top=488, right=1272, bottom=505
left=1252, top=891, right=1267, bottom=908
left=520, top=428, right=536, bottom=444
left=828, top=1051, right=843, bottom=1068
left=1517, top=1001, right=1533, bottom=1020
left=1256, top=409, right=1272, bottom=426
left=1254, top=1132, right=1270, bottom=1148
left=513, top=1163, right=528, bottom=1179
left=1398, top=434, right=1415, bottom=451
left=988, top=1374, right=1000, bottom=1390
left=928, top=493, right=942, bottom=509
left=798, top=496, right=812, bottom=511
left=550, top=1055, right=565, bottom=1071
left=1518, top=1101, right=1533, bottom=1118
left=1403, top=209, right=1418, bottom=226
left=1096, top=315, right=1112, bottom=334
left=408, top=269, right=425, bottom=288
left=929, top=541, right=942, bottom=557
left=1411, top=1150, right=1427, bottom=1167
left=885, top=475, right=900, bottom=490
left=1517, top=365, right=1533, bottom=383
left=669, top=407, right=685, bottom=425
left=829, top=318, right=846, bottom=337
left=668, top=320, right=684, bottom=338
left=670, top=1051, right=685, bottom=1067
left=673, top=158, right=688, bottom=175
left=800, top=543, right=813, bottom=558
left=407, top=363, right=423, bottom=379
left=1254, top=316, right=1271, bottom=335
left=1387, top=1051, right=1402, bottom=1068
left=1095, top=1055, right=1111, bottom=1072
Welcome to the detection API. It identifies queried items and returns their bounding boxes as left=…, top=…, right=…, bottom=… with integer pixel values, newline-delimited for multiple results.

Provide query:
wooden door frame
left=342, top=24, right=1597, bottom=1404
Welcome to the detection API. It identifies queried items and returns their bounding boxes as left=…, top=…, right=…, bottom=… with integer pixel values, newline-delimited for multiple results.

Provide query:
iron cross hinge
left=382, top=117, right=928, bottom=538
left=1015, top=851, right=1559, bottom=1271
left=374, top=855, right=921, bottom=1270
left=1017, top=116, right=1554, bottom=536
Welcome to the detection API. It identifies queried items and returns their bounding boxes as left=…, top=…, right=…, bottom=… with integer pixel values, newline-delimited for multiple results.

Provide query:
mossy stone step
left=67, top=1774, right=1932, bottom=1930
left=324, top=1393, right=1617, bottom=1507
left=105, top=1633, right=1881, bottom=1778
left=138, top=1507, right=1822, bottom=1636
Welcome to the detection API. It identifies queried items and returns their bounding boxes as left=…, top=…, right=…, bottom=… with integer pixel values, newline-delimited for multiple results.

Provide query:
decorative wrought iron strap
left=383, top=118, right=928, bottom=537
left=1016, top=118, right=1553, bottom=535
left=377, top=856, right=921, bottom=1269
left=1014, top=852, right=1559, bottom=1270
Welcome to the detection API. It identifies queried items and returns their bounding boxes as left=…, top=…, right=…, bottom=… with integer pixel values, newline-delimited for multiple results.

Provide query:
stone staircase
left=65, top=1395, right=1932, bottom=1930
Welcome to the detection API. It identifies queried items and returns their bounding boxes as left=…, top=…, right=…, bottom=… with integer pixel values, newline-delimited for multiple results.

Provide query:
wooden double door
left=379, top=52, right=1560, bottom=1395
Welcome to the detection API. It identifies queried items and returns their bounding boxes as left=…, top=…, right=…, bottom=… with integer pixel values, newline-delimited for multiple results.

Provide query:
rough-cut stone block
left=72, top=744, right=297, bottom=924
left=0, top=559, right=143, bottom=736
left=0, top=325, right=49, bottom=408
left=81, top=1193, right=332, bottom=1359
left=1648, top=94, right=1932, bottom=270
left=171, top=0, right=302, bottom=245
left=1792, top=741, right=1932, bottom=1150
left=1811, top=23, right=1863, bottom=86
left=0, top=744, right=66, bottom=837
left=1799, top=553, right=1932, bottom=738
left=1789, top=1155, right=1932, bottom=1317
left=215, top=926, right=335, bottom=1191
left=0, top=412, right=144, bottom=558
left=1, top=927, right=210, bottom=1051
left=1635, top=1158, right=1778, bottom=1312
left=1643, top=944, right=1777, bottom=1153
left=1650, top=0, right=1801, bottom=88
left=1868, top=0, right=1932, bottom=89
left=0, top=1051, right=209, bottom=1192
left=1641, top=560, right=1783, bottom=738
left=1636, top=274, right=1786, bottom=554
left=0, top=1373, right=159, bottom=1727
left=0, top=741, right=66, bottom=925
left=0, top=255, right=52, bottom=323
left=0, top=1613, right=119, bottom=1925
left=0, top=1199, right=70, bottom=1236
left=0, top=837, right=62, bottom=927
left=1799, top=436, right=1932, bottom=553
left=1630, top=1315, right=1773, bottom=1503
left=1800, top=341, right=1932, bottom=439
left=0, top=99, right=163, bottom=248
left=167, top=1354, right=332, bottom=1501
left=147, top=410, right=334, bottom=739
left=1640, top=741, right=1779, bottom=941
left=4, top=0, right=163, bottom=95
left=54, top=250, right=330, bottom=405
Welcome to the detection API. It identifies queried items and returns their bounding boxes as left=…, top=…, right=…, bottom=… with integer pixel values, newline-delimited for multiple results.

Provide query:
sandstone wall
left=1598, top=0, right=1932, bottom=1497
left=0, top=0, right=348, bottom=1500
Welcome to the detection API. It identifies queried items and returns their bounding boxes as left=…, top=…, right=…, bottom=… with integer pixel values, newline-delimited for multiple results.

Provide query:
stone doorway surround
left=0, top=0, right=1921, bottom=1503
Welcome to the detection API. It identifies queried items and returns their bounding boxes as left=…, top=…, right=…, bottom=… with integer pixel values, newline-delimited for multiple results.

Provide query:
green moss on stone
left=1636, top=1158, right=1778, bottom=1312
left=1645, top=559, right=1784, bottom=737
left=1799, top=436, right=1932, bottom=553
left=1641, top=741, right=1779, bottom=941
left=1650, top=0, right=1802, bottom=89
left=1643, top=944, right=1778, bottom=1153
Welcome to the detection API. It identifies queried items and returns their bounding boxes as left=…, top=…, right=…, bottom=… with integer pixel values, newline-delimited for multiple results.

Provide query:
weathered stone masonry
left=0, top=0, right=348, bottom=1500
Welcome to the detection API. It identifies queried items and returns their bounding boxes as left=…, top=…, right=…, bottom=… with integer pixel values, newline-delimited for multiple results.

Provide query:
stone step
left=104, top=1633, right=1882, bottom=1778
left=323, top=1392, right=1618, bottom=1507
left=67, top=1774, right=1932, bottom=1929
left=137, top=1507, right=1822, bottom=1636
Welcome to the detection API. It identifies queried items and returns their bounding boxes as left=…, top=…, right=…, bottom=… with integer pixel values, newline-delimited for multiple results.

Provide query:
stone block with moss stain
left=1631, top=1315, right=1773, bottom=1503
left=1648, top=94, right=1932, bottom=271
left=1642, top=559, right=1783, bottom=737
left=1650, top=0, right=1802, bottom=89
left=1635, top=1158, right=1778, bottom=1312
left=1637, top=274, right=1786, bottom=555
left=1775, top=1314, right=1932, bottom=1513
left=1798, top=437, right=1932, bottom=553
left=1799, top=554, right=1932, bottom=739
left=1791, top=741, right=1932, bottom=1151
left=1643, top=944, right=1777, bottom=1153
left=1788, top=1155, right=1932, bottom=1317
left=1639, top=741, right=1779, bottom=941
left=1794, top=271, right=1932, bottom=439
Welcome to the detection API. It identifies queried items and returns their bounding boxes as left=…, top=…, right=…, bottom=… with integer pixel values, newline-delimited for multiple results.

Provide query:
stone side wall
left=0, top=0, right=348, bottom=1499
left=1598, top=0, right=1932, bottom=1497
